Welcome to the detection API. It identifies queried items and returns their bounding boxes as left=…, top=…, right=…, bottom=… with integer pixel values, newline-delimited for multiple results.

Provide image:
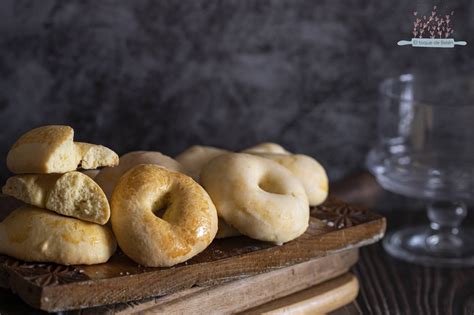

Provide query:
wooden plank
left=243, top=273, right=359, bottom=314
left=110, top=249, right=358, bottom=314
left=0, top=197, right=385, bottom=312
left=0, top=251, right=358, bottom=315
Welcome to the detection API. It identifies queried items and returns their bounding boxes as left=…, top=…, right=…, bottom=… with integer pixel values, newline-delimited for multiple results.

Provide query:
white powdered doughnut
left=200, top=153, right=309, bottom=244
left=249, top=153, right=328, bottom=206
left=175, top=145, right=229, bottom=180
left=242, top=142, right=291, bottom=155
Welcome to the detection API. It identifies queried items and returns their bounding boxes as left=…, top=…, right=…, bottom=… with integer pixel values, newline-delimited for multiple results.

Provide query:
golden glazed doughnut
left=200, top=153, right=309, bottom=244
left=249, top=153, right=328, bottom=206
left=95, top=151, right=185, bottom=199
left=175, top=145, right=229, bottom=180
left=0, top=205, right=116, bottom=265
left=111, top=164, right=218, bottom=267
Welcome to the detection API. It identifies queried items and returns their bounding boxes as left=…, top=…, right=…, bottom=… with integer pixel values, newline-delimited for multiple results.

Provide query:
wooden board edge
left=0, top=270, right=44, bottom=310
left=112, top=249, right=360, bottom=314
left=241, top=272, right=359, bottom=314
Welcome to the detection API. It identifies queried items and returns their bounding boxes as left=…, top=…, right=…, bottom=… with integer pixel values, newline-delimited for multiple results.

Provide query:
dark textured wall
left=0, top=1, right=473, bottom=182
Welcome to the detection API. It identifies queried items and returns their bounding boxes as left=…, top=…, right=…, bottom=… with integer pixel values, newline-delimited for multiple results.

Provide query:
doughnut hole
left=258, top=175, right=288, bottom=195
left=151, top=192, right=172, bottom=219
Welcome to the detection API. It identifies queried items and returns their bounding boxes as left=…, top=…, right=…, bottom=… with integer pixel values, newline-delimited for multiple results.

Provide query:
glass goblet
left=367, top=73, right=474, bottom=267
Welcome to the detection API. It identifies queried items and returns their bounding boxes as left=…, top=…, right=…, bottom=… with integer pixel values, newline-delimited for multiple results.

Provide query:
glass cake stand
left=367, top=73, right=474, bottom=267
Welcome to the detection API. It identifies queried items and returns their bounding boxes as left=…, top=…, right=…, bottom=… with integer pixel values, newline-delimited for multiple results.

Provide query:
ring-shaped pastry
left=111, top=164, right=218, bottom=267
left=200, top=153, right=309, bottom=244
left=249, top=153, right=328, bottom=206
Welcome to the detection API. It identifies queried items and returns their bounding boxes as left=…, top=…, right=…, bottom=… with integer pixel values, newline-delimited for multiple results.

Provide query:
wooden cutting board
left=81, top=249, right=359, bottom=314
left=0, top=197, right=385, bottom=312
left=0, top=263, right=359, bottom=315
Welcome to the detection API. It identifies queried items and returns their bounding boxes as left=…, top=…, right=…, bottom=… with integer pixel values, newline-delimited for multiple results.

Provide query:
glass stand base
left=383, top=226, right=474, bottom=267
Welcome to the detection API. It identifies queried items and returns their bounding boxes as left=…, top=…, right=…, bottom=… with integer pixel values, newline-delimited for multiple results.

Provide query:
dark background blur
left=0, top=0, right=472, bottom=183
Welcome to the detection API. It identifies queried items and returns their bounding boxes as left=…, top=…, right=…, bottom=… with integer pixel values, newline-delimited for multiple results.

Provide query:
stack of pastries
left=0, top=125, right=328, bottom=268
left=1, top=126, right=118, bottom=265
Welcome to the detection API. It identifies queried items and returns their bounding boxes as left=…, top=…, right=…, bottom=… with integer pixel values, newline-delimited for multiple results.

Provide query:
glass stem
left=426, top=201, right=467, bottom=254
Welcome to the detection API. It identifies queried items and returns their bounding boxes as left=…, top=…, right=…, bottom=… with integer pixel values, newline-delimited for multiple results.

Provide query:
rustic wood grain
left=337, top=172, right=474, bottom=315
left=5, top=240, right=471, bottom=315
left=243, top=273, right=359, bottom=314
left=351, top=237, right=474, bottom=315
left=0, top=250, right=358, bottom=315
left=112, top=250, right=358, bottom=314
left=0, top=197, right=385, bottom=312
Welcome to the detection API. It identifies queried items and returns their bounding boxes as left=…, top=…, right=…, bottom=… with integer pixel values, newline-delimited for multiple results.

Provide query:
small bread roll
left=6, top=125, right=118, bottom=174
left=2, top=172, right=110, bottom=224
left=250, top=153, right=329, bottom=206
left=0, top=206, right=116, bottom=265
left=242, top=142, right=291, bottom=155
left=175, top=145, right=229, bottom=180
left=111, top=164, right=218, bottom=267
left=201, top=153, right=309, bottom=244
left=95, top=151, right=185, bottom=199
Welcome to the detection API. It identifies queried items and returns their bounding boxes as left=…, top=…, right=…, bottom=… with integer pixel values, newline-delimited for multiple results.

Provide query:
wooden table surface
left=331, top=172, right=474, bottom=315
left=1, top=172, right=473, bottom=314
